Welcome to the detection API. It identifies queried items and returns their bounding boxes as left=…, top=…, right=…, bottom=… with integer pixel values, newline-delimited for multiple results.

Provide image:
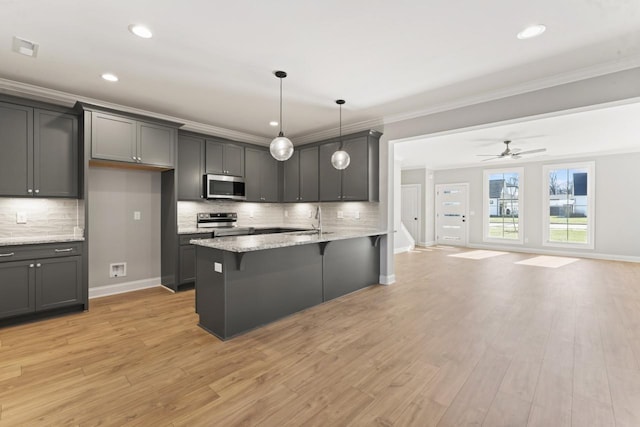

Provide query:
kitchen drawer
left=0, top=242, right=83, bottom=263
left=179, top=233, right=211, bottom=245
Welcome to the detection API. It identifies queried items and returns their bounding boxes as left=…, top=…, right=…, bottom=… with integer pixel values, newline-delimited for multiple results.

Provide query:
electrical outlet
left=16, top=212, right=27, bottom=224
left=214, top=262, right=223, bottom=273
left=337, top=211, right=344, bottom=219
left=134, top=211, right=141, bottom=220
left=109, top=262, right=127, bottom=278
left=354, top=211, right=360, bottom=220
left=249, top=210, right=254, bottom=218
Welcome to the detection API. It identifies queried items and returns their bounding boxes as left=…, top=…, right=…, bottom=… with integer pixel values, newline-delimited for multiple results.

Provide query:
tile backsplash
left=177, top=200, right=381, bottom=230
left=0, top=198, right=83, bottom=238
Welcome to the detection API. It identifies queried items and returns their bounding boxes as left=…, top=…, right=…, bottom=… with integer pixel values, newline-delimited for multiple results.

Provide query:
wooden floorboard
left=0, top=247, right=639, bottom=426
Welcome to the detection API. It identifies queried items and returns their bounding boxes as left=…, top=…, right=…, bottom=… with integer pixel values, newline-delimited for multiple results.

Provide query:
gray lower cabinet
left=245, top=147, right=278, bottom=202
left=205, top=139, right=245, bottom=177
left=0, top=102, right=78, bottom=198
left=318, top=131, right=380, bottom=202
left=283, top=146, right=318, bottom=202
left=177, top=135, right=205, bottom=200
left=0, top=244, right=83, bottom=321
left=179, top=245, right=196, bottom=285
left=90, top=111, right=176, bottom=168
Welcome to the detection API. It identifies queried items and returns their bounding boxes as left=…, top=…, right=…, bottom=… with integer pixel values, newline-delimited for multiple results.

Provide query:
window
left=543, top=162, right=594, bottom=248
left=483, top=168, right=523, bottom=243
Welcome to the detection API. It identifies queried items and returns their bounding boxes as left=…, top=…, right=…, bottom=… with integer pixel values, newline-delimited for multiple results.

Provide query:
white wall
left=88, top=167, right=161, bottom=288
left=434, top=151, right=640, bottom=260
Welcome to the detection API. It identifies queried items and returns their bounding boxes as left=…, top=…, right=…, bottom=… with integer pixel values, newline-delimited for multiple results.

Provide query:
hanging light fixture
left=269, top=70, right=294, bottom=161
left=331, top=99, right=350, bottom=170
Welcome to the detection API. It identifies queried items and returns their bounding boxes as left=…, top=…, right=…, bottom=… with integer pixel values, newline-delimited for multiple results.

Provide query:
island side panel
left=323, top=236, right=381, bottom=301
left=196, top=246, right=226, bottom=339
left=224, top=244, right=323, bottom=338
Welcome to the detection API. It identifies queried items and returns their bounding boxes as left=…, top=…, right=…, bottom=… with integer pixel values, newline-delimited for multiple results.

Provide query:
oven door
left=204, top=174, right=246, bottom=200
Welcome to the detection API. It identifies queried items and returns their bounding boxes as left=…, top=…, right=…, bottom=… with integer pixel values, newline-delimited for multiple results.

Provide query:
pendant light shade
left=270, top=71, right=294, bottom=161
left=331, top=99, right=350, bottom=170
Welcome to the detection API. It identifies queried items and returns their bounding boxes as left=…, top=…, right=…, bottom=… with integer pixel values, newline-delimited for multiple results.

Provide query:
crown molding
left=0, top=77, right=269, bottom=145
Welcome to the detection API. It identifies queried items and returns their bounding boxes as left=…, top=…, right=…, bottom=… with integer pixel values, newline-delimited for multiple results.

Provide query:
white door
left=435, top=183, right=468, bottom=246
left=401, top=184, right=421, bottom=243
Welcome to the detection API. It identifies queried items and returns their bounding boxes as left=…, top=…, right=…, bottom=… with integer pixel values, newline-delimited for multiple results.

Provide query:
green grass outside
left=549, top=229, right=588, bottom=243
left=549, top=216, right=588, bottom=225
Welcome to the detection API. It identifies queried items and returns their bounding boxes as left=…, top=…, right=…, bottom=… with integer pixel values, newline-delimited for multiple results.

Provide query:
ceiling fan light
left=270, top=135, right=294, bottom=161
left=331, top=150, right=350, bottom=170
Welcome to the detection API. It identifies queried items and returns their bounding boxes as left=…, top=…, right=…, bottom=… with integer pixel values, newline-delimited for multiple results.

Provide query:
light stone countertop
left=178, top=228, right=216, bottom=235
left=190, top=228, right=387, bottom=253
left=0, top=235, right=85, bottom=247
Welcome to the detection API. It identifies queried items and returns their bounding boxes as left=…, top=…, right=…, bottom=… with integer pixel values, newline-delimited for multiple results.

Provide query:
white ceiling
left=394, top=100, right=640, bottom=170
left=1, top=1, right=639, bottom=142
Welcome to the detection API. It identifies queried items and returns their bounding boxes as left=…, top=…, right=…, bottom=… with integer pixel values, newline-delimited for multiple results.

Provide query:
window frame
left=542, top=161, right=595, bottom=249
left=482, top=167, right=524, bottom=245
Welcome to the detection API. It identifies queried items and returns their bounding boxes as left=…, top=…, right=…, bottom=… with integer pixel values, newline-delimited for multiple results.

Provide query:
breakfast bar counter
left=191, top=229, right=386, bottom=340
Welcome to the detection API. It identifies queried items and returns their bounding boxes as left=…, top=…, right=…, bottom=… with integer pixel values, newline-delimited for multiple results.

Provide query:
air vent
left=12, top=36, right=39, bottom=57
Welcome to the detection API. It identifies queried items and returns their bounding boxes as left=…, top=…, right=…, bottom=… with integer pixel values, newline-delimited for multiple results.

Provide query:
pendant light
left=331, top=99, right=350, bottom=170
left=269, top=70, right=294, bottom=161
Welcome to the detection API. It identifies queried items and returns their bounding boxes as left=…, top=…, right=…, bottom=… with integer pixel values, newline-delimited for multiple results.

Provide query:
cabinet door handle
left=35, top=189, right=40, bottom=194
left=0, top=252, right=15, bottom=257
left=54, top=248, right=74, bottom=253
left=138, top=157, right=142, bottom=162
left=29, top=263, right=35, bottom=268
left=27, top=189, right=33, bottom=194
left=132, top=156, right=137, bottom=161
left=36, top=263, right=42, bottom=268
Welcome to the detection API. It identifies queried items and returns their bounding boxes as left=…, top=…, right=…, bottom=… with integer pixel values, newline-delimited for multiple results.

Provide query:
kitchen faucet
left=314, top=205, right=322, bottom=234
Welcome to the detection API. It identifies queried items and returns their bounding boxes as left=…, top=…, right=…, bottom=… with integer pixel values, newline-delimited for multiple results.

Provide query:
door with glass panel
left=435, top=183, right=468, bottom=246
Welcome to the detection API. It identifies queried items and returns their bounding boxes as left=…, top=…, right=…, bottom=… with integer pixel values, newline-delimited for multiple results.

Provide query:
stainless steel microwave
left=203, top=174, right=246, bottom=200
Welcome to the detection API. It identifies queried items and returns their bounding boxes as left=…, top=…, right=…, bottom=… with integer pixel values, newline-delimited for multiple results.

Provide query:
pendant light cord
left=339, top=102, right=343, bottom=150
left=279, top=77, right=284, bottom=137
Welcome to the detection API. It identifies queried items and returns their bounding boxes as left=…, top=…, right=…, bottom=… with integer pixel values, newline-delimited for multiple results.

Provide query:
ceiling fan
left=477, top=140, right=546, bottom=161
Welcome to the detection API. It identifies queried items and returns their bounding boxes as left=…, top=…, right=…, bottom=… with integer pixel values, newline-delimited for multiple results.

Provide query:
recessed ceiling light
left=269, top=121, right=279, bottom=127
left=517, top=24, right=546, bottom=40
left=128, top=24, right=153, bottom=39
left=101, top=73, right=119, bottom=82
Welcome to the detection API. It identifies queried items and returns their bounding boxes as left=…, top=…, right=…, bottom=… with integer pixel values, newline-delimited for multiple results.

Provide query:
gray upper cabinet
left=318, top=130, right=380, bottom=202
left=0, top=102, right=78, bottom=198
left=319, top=142, right=342, bottom=201
left=205, top=140, right=245, bottom=177
left=34, top=110, right=78, bottom=197
left=283, top=146, right=319, bottom=202
left=177, top=135, right=205, bottom=201
left=245, top=147, right=278, bottom=202
left=90, top=111, right=176, bottom=168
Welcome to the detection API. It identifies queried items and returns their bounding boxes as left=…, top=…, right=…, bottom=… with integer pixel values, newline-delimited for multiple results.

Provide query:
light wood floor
left=1, top=248, right=640, bottom=426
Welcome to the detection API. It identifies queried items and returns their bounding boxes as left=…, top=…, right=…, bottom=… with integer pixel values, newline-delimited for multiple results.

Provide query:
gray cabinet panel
left=319, top=142, right=342, bottom=201
left=138, top=122, right=175, bottom=167
left=261, top=152, right=279, bottom=202
left=0, top=102, right=33, bottom=196
left=323, top=238, right=380, bottom=301
left=205, top=140, right=224, bottom=174
left=341, top=136, right=369, bottom=201
left=179, top=245, right=196, bottom=284
left=34, top=110, right=78, bottom=197
left=177, top=135, right=205, bottom=200
left=224, top=144, right=245, bottom=177
left=91, top=112, right=136, bottom=162
left=299, top=146, right=319, bottom=202
left=244, top=147, right=262, bottom=202
left=0, top=260, right=35, bottom=319
left=36, top=256, right=82, bottom=311
left=282, top=151, right=299, bottom=202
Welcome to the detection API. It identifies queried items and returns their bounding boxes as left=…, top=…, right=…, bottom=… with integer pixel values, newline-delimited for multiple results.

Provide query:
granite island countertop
left=190, top=228, right=387, bottom=253
left=0, top=235, right=85, bottom=247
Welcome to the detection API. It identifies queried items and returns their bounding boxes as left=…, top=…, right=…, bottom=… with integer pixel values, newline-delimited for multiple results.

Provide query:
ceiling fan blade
left=516, top=148, right=547, bottom=156
left=476, top=154, right=501, bottom=157
left=481, top=156, right=502, bottom=162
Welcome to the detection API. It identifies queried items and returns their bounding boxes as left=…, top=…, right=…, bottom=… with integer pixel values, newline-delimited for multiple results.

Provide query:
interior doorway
left=401, top=184, right=421, bottom=244
left=435, top=183, right=469, bottom=246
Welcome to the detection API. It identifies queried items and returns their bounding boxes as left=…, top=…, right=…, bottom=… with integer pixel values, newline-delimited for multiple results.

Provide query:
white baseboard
left=379, top=274, right=396, bottom=285
left=89, top=277, right=164, bottom=299
left=394, top=245, right=414, bottom=254
left=467, top=243, right=640, bottom=263
left=418, top=241, right=436, bottom=247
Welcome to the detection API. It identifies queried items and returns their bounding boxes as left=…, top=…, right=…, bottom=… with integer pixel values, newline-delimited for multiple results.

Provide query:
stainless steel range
left=197, top=212, right=254, bottom=237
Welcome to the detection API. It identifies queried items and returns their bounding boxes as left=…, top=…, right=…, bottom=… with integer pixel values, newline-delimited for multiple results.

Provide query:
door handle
left=54, top=248, right=74, bottom=253
left=0, top=252, right=15, bottom=257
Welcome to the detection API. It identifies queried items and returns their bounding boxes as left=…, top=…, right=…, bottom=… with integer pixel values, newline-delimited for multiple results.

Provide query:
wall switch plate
left=354, top=211, right=360, bottom=220
left=214, top=262, right=223, bottom=273
left=249, top=211, right=254, bottom=218
left=109, top=262, right=127, bottom=278
left=16, top=212, right=27, bottom=224
left=134, top=211, right=141, bottom=220
left=337, top=211, right=344, bottom=219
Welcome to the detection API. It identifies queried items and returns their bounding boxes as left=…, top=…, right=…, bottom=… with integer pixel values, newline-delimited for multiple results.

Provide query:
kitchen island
left=191, top=229, right=386, bottom=340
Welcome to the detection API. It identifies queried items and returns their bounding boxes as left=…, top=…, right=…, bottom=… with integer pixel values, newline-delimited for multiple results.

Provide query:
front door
left=435, top=183, right=468, bottom=246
